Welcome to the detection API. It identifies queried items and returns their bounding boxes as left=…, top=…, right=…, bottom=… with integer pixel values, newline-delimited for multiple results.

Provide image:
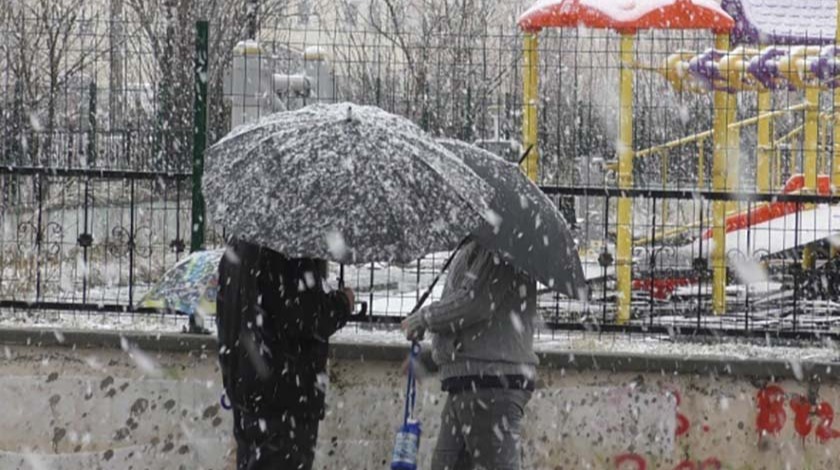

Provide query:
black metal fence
left=3, top=7, right=840, bottom=339
left=539, top=187, right=840, bottom=339
left=1, top=9, right=211, bottom=315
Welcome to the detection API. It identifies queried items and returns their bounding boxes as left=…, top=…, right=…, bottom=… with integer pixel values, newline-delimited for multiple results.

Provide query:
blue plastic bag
left=391, top=342, right=422, bottom=470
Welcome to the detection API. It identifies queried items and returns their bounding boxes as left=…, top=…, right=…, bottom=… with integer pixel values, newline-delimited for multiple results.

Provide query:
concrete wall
left=1, top=328, right=840, bottom=469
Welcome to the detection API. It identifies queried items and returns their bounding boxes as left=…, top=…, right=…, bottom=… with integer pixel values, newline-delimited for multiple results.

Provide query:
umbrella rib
left=408, top=142, right=493, bottom=218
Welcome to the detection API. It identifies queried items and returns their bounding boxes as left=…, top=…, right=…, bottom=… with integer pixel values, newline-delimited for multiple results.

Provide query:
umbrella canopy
left=439, top=139, right=586, bottom=299
left=137, top=249, right=223, bottom=316
left=204, top=103, right=494, bottom=264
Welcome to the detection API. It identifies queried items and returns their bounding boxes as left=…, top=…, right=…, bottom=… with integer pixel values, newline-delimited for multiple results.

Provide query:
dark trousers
left=431, top=389, right=531, bottom=470
left=234, top=410, right=320, bottom=470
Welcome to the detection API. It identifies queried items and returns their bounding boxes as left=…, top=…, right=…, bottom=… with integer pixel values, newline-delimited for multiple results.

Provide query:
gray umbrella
left=439, top=139, right=586, bottom=299
left=204, top=103, right=495, bottom=264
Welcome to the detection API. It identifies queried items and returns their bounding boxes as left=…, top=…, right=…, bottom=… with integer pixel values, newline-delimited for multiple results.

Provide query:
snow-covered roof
left=519, top=0, right=735, bottom=33
left=721, top=0, right=838, bottom=45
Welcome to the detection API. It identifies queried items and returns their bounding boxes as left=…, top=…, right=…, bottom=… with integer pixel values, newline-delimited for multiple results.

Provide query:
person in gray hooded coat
left=402, top=239, right=538, bottom=470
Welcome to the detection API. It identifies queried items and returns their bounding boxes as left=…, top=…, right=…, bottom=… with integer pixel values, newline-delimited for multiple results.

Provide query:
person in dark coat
left=217, top=239, right=355, bottom=470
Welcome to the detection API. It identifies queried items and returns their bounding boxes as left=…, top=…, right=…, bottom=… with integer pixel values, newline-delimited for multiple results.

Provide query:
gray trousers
left=431, top=389, right=531, bottom=470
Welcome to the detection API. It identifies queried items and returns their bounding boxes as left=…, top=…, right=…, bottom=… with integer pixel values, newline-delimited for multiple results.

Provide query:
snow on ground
left=332, top=326, right=840, bottom=362
left=0, top=309, right=189, bottom=333
left=2, top=305, right=839, bottom=363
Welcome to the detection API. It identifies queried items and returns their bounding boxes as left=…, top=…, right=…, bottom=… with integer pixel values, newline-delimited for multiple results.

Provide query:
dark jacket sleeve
left=313, top=290, right=353, bottom=339
left=272, top=288, right=353, bottom=341
left=215, top=248, right=239, bottom=394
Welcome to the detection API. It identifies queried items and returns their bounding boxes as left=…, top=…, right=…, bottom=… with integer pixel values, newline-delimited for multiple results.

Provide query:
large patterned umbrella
left=203, top=102, right=495, bottom=264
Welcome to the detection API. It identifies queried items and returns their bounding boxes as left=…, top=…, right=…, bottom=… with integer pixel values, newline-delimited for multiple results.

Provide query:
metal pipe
left=833, top=0, right=840, bottom=258
left=539, top=185, right=840, bottom=203
left=802, top=86, right=821, bottom=269
left=726, top=110, right=741, bottom=215
left=773, top=125, right=805, bottom=149
left=756, top=89, right=772, bottom=192
left=727, top=103, right=809, bottom=130
left=805, top=87, right=821, bottom=191
left=521, top=33, right=540, bottom=182
left=616, top=33, right=635, bottom=325
left=191, top=21, right=209, bottom=252
left=633, top=103, right=809, bottom=159
left=711, top=33, right=731, bottom=316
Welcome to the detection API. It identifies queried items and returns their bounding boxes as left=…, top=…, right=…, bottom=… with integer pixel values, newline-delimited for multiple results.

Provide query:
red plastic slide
left=701, top=174, right=831, bottom=240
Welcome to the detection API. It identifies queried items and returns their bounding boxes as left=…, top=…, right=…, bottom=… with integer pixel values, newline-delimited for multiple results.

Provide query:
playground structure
left=518, top=0, right=840, bottom=323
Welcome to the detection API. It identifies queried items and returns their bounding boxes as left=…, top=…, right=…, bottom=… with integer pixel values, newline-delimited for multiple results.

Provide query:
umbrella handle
left=349, top=301, right=368, bottom=321
left=518, top=144, right=535, bottom=166
left=338, top=264, right=368, bottom=319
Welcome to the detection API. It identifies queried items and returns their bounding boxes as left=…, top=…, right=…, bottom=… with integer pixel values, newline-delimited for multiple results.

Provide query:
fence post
left=191, top=20, right=209, bottom=252
left=88, top=82, right=97, bottom=167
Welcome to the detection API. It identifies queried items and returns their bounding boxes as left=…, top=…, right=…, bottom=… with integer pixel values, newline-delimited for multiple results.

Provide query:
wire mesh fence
left=3, top=4, right=840, bottom=339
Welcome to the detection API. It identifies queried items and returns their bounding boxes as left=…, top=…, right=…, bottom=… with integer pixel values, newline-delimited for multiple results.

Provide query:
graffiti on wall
left=614, top=453, right=722, bottom=470
left=756, top=384, right=840, bottom=442
left=611, top=382, right=840, bottom=469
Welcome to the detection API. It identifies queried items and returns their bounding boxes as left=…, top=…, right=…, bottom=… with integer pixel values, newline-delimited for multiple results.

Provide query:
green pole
left=191, top=20, right=209, bottom=252
left=88, top=81, right=97, bottom=167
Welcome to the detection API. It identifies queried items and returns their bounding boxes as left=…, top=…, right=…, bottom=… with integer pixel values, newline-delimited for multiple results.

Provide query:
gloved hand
left=401, top=308, right=428, bottom=341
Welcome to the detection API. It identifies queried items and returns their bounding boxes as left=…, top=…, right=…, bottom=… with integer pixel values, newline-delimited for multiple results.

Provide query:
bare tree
left=121, top=0, right=323, bottom=169
left=110, top=0, right=125, bottom=132
left=354, top=0, right=515, bottom=136
left=5, top=0, right=107, bottom=168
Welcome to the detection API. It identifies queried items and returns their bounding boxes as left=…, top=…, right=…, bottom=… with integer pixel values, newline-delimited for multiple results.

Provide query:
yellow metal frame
left=616, top=34, right=635, bottom=325
left=835, top=87, right=840, bottom=189
left=805, top=87, right=821, bottom=191
left=836, top=0, right=840, bottom=192
left=521, top=34, right=540, bottom=182
left=725, top=114, right=741, bottom=215
left=757, top=89, right=772, bottom=192
left=711, top=33, right=733, bottom=315
left=518, top=8, right=840, bottom=317
left=632, top=103, right=809, bottom=160
left=834, top=1, right=840, bottom=258
left=802, top=86, right=821, bottom=269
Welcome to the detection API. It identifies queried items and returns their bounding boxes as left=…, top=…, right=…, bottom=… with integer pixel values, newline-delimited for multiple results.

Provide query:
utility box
left=225, top=41, right=335, bottom=129
left=303, top=47, right=335, bottom=105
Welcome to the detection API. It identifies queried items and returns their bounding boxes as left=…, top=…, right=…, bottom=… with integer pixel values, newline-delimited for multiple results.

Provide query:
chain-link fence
left=3, top=3, right=840, bottom=339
